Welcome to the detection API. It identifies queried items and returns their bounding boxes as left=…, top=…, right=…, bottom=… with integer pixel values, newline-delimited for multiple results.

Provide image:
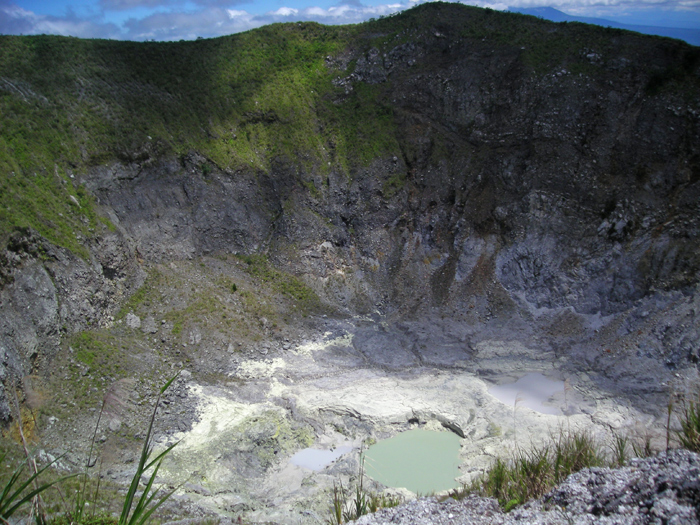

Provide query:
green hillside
left=1, top=2, right=697, bottom=254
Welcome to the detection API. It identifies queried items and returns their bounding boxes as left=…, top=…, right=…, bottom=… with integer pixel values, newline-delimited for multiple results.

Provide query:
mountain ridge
left=508, top=6, right=700, bottom=46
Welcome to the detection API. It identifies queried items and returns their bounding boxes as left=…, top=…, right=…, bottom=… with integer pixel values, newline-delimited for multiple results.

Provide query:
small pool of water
left=290, top=446, right=353, bottom=471
left=363, top=429, right=461, bottom=494
left=488, top=372, right=565, bottom=415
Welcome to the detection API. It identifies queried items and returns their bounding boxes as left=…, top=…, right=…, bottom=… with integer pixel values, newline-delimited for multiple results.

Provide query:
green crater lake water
left=363, top=428, right=461, bottom=494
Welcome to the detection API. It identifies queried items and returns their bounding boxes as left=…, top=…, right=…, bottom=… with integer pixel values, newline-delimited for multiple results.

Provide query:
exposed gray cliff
left=0, top=228, right=141, bottom=419
left=68, top=23, right=700, bottom=414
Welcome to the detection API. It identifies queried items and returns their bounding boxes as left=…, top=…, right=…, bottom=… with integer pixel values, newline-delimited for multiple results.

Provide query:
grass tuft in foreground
left=677, top=391, right=700, bottom=453
left=328, top=455, right=401, bottom=525
left=118, top=373, right=180, bottom=525
left=447, top=430, right=617, bottom=511
left=0, top=453, right=75, bottom=525
left=0, top=374, right=180, bottom=525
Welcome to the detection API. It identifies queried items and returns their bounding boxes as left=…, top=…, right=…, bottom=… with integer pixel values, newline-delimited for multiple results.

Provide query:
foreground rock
left=354, top=450, right=700, bottom=525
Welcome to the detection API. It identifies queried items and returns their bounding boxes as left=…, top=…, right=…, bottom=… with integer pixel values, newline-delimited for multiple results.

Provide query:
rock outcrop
left=0, top=227, right=141, bottom=419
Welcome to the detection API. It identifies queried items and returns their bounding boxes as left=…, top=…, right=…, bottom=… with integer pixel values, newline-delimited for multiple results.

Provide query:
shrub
left=1, top=375, right=179, bottom=525
left=327, top=456, right=401, bottom=525
left=118, top=373, right=180, bottom=525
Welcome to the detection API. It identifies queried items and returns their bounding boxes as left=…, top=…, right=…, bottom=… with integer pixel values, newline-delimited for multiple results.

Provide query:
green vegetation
left=35, top=332, right=129, bottom=426
left=156, top=262, right=315, bottom=340
left=117, top=269, right=169, bottom=319
left=73, top=331, right=120, bottom=369
left=2, top=2, right=697, bottom=258
left=237, top=254, right=321, bottom=312
left=0, top=22, right=351, bottom=250
left=382, top=172, right=406, bottom=198
left=0, top=453, right=75, bottom=524
left=165, top=293, right=233, bottom=336
left=0, top=376, right=178, bottom=525
left=118, top=374, right=179, bottom=525
left=0, top=167, right=111, bottom=259
left=678, top=392, right=700, bottom=453
left=446, top=401, right=700, bottom=512
left=465, top=431, right=606, bottom=510
left=68, top=331, right=132, bottom=409
left=328, top=456, right=402, bottom=525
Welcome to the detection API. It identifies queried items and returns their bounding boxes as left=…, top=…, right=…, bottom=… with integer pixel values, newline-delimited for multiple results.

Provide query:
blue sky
left=1, top=0, right=699, bottom=41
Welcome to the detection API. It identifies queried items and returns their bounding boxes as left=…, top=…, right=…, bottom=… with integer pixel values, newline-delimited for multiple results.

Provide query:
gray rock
left=184, top=482, right=212, bottom=497
left=126, top=312, right=141, bottom=329
left=142, top=316, right=158, bottom=334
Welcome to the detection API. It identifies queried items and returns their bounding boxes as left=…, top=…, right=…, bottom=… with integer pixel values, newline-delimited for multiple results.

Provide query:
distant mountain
left=508, top=6, right=700, bottom=46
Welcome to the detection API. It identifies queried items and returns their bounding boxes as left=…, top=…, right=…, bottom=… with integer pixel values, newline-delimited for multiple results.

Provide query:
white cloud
left=272, top=7, right=299, bottom=16
left=305, top=6, right=327, bottom=16
left=0, top=0, right=698, bottom=41
left=327, top=5, right=353, bottom=17
left=270, top=1, right=406, bottom=24
left=226, top=9, right=248, bottom=18
left=0, top=4, right=37, bottom=34
left=124, top=7, right=257, bottom=40
left=0, top=1, right=121, bottom=38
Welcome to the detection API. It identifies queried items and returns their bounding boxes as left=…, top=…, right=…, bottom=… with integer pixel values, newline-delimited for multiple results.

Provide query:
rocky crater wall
left=61, top=29, right=700, bottom=409
left=1, top=3, right=699, bottom=456
left=1, top=12, right=700, bottom=523
left=0, top=228, right=141, bottom=419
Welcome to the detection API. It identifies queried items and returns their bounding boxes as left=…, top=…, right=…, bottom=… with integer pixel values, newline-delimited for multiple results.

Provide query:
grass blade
left=119, top=372, right=180, bottom=525
left=1, top=456, right=77, bottom=520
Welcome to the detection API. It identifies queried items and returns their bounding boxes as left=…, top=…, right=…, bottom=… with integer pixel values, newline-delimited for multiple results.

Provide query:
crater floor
left=152, top=317, right=676, bottom=523
left=31, top=253, right=697, bottom=525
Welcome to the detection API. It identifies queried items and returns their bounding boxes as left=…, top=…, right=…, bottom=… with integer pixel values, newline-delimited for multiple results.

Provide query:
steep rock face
left=1, top=7, right=699, bottom=424
left=342, top=33, right=700, bottom=316
left=87, top=153, right=290, bottom=261
left=0, top=229, right=140, bottom=419
left=70, top=24, right=700, bottom=406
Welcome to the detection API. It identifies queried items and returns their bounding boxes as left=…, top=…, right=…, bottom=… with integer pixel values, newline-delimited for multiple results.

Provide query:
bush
left=328, top=456, right=401, bottom=525
left=0, top=454, right=75, bottom=524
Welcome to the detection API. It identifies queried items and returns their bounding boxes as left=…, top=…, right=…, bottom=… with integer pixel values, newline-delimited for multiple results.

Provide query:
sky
left=0, top=0, right=699, bottom=41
